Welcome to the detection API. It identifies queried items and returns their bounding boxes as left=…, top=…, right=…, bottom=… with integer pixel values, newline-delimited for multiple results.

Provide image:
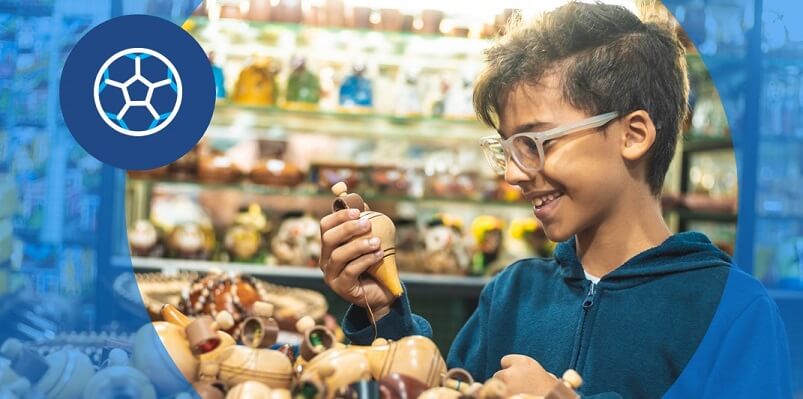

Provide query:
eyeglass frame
left=479, top=111, right=620, bottom=175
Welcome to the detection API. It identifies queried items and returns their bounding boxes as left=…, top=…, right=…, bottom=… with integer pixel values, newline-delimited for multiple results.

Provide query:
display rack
left=117, top=255, right=489, bottom=297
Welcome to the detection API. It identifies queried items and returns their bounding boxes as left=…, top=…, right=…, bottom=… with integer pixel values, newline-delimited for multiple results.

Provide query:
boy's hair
left=473, top=1, right=689, bottom=195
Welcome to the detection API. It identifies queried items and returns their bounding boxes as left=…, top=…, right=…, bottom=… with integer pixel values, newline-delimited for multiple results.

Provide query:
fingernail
left=369, top=237, right=380, bottom=247
left=358, top=219, right=370, bottom=229
left=374, top=250, right=383, bottom=259
left=348, top=209, right=360, bottom=218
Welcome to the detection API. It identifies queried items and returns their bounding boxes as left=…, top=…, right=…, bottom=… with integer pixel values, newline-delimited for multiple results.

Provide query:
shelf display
left=231, top=57, right=279, bottom=106
left=270, top=213, right=321, bottom=267
left=338, top=63, right=373, bottom=108
left=285, top=56, right=321, bottom=107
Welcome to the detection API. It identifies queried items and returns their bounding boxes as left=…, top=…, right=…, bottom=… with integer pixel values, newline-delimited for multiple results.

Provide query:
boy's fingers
left=321, top=218, right=371, bottom=251
left=338, top=250, right=384, bottom=281
left=320, top=209, right=361, bottom=233
left=500, top=354, right=532, bottom=368
left=325, top=237, right=381, bottom=279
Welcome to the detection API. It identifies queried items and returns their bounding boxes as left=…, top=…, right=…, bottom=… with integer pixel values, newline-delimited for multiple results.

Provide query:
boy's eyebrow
left=497, top=120, right=557, bottom=138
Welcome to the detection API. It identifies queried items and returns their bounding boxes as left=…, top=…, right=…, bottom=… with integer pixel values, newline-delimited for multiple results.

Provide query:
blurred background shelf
left=117, top=255, right=491, bottom=297
left=209, top=102, right=494, bottom=144
left=682, top=136, right=734, bottom=153
left=127, top=176, right=531, bottom=210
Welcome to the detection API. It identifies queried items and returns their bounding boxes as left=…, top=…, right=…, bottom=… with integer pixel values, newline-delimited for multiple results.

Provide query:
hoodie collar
left=555, top=232, right=732, bottom=289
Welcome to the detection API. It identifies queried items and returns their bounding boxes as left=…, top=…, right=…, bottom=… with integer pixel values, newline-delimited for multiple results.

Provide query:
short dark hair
left=473, top=1, right=689, bottom=195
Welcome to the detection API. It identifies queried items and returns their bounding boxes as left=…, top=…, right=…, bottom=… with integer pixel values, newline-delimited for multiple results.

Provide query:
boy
left=318, top=3, right=791, bottom=397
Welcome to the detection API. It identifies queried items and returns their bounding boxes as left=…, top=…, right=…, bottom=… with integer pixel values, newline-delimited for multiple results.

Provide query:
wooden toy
left=180, top=274, right=263, bottom=333
left=417, top=387, right=462, bottom=399
left=226, top=381, right=273, bottom=399
left=161, top=304, right=237, bottom=362
left=215, top=345, right=294, bottom=389
left=300, top=335, right=446, bottom=396
left=83, top=348, right=157, bottom=399
left=132, top=321, right=198, bottom=395
left=240, top=301, right=280, bottom=349
left=192, top=381, right=226, bottom=399
left=296, top=316, right=338, bottom=362
left=377, top=373, right=429, bottom=399
left=330, top=182, right=403, bottom=297
left=1, top=339, right=95, bottom=399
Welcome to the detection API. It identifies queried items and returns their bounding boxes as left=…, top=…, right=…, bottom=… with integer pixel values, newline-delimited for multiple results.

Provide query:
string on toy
left=359, top=276, right=378, bottom=341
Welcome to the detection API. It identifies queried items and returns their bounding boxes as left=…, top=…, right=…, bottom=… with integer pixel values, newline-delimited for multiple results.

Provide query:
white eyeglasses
left=479, top=112, right=619, bottom=175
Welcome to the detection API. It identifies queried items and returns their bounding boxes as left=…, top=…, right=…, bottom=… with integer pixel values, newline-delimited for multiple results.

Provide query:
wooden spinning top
left=330, top=182, right=403, bottom=297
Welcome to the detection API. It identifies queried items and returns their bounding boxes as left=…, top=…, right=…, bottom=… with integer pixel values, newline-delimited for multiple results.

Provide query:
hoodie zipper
left=570, top=281, right=597, bottom=370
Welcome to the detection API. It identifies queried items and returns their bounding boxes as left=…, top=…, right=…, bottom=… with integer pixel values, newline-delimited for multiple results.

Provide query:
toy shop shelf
left=188, top=17, right=488, bottom=71
left=682, top=137, right=734, bottom=153
left=208, top=103, right=494, bottom=144
left=673, top=209, right=738, bottom=223
left=116, top=256, right=491, bottom=297
left=128, top=177, right=532, bottom=210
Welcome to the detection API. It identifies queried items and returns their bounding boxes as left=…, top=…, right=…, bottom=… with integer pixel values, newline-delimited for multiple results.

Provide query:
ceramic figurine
left=470, top=216, right=505, bottom=276
left=198, top=153, right=241, bottom=183
left=285, top=56, right=321, bottom=106
left=128, top=219, right=162, bottom=257
left=270, top=214, right=322, bottom=267
left=224, top=225, right=262, bottom=261
left=250, top=158, right=304, bottom=187
left=232, top=58, right=279, bottom=106
left=393, top=68, right=423, bottom=116
left=422, top=218, right=470, bottom=275
left=167, top=223, right=215, bottom=260
left=83, top=348, right=156, bottom=399
left=443, top=72, right=475, bottom=119
left=339, top=63, right=373, bottom=108
left=235, top=203, right=271, bottom=235
left=330, top=182, right=403, bottom=297
left=209, top=52, right=226, bottom=100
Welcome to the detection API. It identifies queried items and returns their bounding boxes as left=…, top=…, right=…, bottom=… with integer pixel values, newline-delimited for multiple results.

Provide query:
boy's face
left=498, top=73, right=629, bottom=242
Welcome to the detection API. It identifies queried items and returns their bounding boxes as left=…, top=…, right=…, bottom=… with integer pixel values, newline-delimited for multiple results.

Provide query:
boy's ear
left=619, top=110, right=656, bottom=161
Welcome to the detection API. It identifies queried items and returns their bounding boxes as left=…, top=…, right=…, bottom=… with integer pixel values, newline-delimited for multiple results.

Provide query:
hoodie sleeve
left=446, top=278, right=496, bottom=381
left=698, top=295, right=792, bottom=398
left=342, top=288, right=433, bottom=345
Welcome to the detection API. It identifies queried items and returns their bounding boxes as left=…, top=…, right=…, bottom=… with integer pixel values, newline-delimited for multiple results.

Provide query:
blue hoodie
left=343, top=232, right=792, bottom=398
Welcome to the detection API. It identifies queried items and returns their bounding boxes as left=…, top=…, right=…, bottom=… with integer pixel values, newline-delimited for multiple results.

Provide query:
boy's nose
left=504, top=157, right=534, bottom=187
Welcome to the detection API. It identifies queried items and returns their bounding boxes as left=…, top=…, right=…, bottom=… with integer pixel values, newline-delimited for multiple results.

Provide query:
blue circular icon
left=60, top=15, right=215, bottom=170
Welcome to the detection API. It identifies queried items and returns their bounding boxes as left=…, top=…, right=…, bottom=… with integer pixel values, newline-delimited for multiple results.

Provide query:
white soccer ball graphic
left=93, top=48, right=182, bottom=136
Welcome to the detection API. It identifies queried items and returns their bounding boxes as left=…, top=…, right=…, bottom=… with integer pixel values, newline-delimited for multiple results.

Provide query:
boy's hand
left=319, top=209, right=397, bottom=319
left=494, top=355, right=559, bottom=396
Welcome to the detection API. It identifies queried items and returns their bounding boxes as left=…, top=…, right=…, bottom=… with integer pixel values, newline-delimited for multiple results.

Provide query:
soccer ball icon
left=93, top=47, right=182, bottom=137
